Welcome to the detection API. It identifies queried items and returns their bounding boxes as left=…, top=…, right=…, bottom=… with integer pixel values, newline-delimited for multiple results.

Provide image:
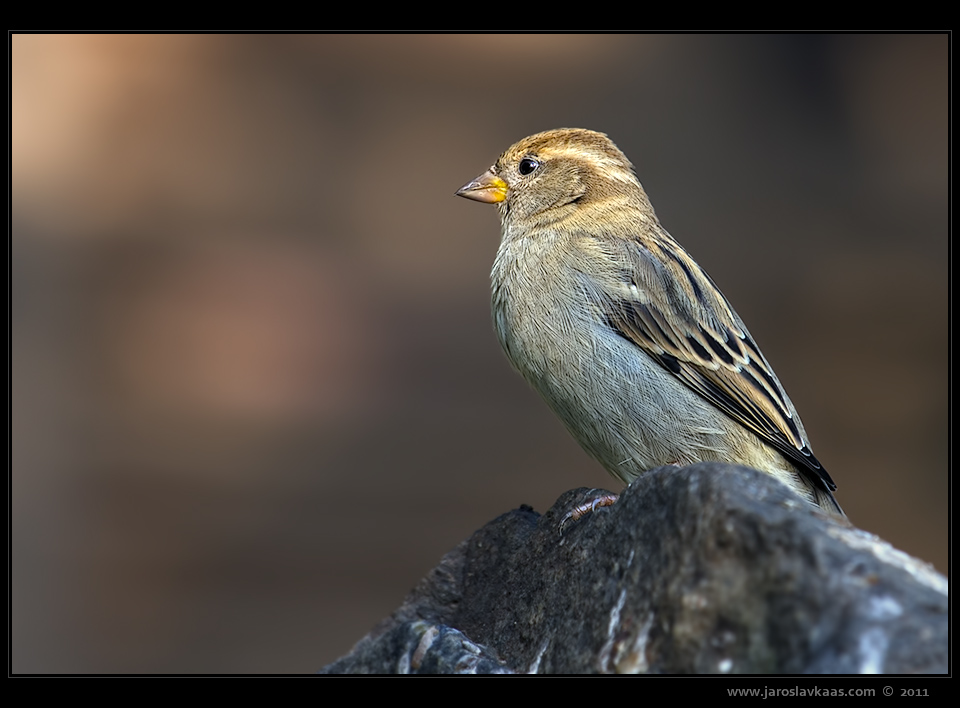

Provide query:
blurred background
left=12, top=34, right=946, bottom=673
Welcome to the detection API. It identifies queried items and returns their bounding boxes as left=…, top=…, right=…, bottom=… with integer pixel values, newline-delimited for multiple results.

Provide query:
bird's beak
left=456, top=169, right=508, bottom=204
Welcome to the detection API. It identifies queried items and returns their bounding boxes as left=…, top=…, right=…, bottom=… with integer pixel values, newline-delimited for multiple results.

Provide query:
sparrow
left=456, top=128, right=843, bottom=516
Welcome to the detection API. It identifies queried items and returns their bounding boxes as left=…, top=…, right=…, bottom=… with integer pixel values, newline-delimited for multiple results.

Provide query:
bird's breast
left=491, top=236, right=583, bottom=378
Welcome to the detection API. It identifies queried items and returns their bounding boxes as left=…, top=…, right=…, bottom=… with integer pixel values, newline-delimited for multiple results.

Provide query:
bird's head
left=456, top=128, right=650, bottom=230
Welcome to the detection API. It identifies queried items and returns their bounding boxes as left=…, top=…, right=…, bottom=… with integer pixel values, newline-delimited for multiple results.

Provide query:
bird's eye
left=518, top=157, right=540, bottom=176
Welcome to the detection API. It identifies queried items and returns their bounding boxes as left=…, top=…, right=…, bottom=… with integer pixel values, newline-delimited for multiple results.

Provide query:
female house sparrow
left=456, top=128, right=843, bottom=516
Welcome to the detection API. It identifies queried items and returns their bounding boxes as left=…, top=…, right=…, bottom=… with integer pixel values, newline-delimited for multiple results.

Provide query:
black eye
left=518, top=157, right=540, bottom=176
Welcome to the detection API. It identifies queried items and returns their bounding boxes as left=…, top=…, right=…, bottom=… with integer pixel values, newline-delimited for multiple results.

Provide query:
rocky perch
left=321, top=463, right=946, bottom=674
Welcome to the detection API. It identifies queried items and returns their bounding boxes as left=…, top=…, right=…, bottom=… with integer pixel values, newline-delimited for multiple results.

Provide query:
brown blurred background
left=12, top=34, right=946, bottom=673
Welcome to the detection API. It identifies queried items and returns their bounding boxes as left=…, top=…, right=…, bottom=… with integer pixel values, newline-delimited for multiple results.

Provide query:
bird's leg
left=559, top=492, right=619, bottom=535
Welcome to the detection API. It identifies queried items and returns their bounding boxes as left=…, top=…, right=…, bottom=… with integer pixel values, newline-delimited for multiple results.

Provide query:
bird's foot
left=559, top=492, right=619, bottom=535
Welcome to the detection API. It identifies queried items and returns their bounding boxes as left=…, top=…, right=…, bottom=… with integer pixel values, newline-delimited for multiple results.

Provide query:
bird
left=455, top=128, right=843, bottom=517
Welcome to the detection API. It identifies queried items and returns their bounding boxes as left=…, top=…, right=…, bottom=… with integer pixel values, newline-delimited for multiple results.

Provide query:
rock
left=321, top=463, right=947, bottom=674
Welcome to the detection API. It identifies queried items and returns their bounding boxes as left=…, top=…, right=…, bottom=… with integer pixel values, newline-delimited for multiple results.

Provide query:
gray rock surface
left=321, top=463, right=947, bottom=674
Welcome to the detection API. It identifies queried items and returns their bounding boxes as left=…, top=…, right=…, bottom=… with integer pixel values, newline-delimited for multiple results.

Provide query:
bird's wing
left=596, top=234, right=837, bottom=494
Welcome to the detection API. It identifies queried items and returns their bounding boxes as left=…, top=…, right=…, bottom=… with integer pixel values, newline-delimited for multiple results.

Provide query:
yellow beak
left=455, top=169, right=508, bottom=204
